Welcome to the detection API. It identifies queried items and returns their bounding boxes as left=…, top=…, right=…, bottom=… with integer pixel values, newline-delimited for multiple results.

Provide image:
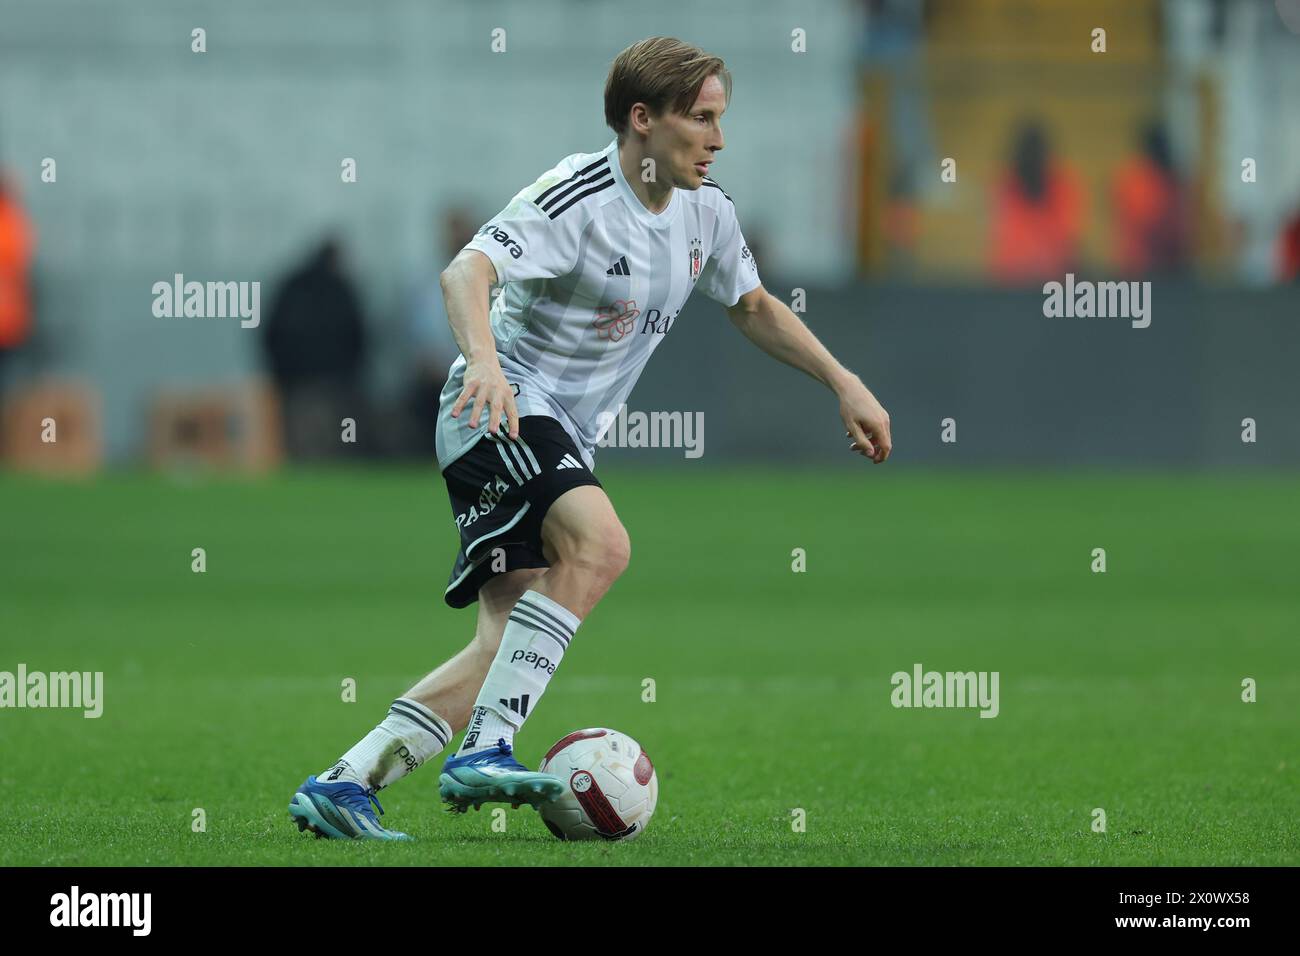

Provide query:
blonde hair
left=604, top=37, right=731, bottom=144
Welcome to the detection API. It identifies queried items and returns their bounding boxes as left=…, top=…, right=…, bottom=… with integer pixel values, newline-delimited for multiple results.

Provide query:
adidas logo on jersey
left=556, top=454, right=583, bottom=470
left=606, top=256, right=630, bottom=276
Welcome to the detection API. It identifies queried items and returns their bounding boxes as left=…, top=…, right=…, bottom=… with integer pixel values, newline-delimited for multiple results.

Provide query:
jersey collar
left=605, top=139, right=680, bottom=230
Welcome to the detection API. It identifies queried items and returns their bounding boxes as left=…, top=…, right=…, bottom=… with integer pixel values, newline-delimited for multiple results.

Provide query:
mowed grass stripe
left=0, top=469, right=1295, bottom=865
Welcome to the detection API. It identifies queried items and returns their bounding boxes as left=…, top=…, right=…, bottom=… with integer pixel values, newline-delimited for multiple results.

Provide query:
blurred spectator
left=261, top=237, right=370, bottom=461
left=989, top=120, right=1085, bottom=283
left=860, top=0, right=936, bottom=203
left=1278, top=207, right=1300, bottom=283
left=1111, top=120, right=1189, bottom=275
left=0, top=171, right=35, bottom=400
left=400, top=208, right=476, bottom=457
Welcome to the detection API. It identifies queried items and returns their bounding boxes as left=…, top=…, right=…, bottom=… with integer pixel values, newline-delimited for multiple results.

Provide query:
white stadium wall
left=0, top=0, right=863, bottom=462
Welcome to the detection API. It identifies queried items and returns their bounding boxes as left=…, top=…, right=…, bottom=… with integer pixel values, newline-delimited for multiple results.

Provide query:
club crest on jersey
left=592, top=299, right=641, bottom=343
left=688, top=238, right=703, bottom=281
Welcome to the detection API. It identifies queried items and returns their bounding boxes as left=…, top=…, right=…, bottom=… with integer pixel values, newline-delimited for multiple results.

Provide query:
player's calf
left=439, top=589, right=582, bottom=810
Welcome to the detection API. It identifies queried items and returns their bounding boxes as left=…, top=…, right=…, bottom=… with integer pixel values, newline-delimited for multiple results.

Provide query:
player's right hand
left=452, top=360, right=519, bottom=439
left=839, top=378, right=892, bottom=464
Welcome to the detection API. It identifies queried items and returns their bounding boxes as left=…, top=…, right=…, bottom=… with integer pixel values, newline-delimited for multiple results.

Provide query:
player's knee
left=570, top=522, right=631, bottom=583
left=605, top=523, right=631, bottom=578
left=474, top=569, right=544, bottom=655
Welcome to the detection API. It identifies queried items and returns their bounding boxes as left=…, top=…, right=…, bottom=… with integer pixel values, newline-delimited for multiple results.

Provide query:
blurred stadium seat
left=1, top=378, right=102, bottom=474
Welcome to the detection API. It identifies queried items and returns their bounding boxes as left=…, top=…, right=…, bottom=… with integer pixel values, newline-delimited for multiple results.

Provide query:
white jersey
left=435, top=138, right=762, bottom=472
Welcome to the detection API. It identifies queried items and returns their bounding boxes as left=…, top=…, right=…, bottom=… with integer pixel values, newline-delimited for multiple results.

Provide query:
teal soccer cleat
left=439, top=738, right=564, bottom=813
left=288, top=776, right=412, bottom=841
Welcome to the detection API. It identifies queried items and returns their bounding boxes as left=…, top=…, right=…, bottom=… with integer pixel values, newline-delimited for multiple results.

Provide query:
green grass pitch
left=1, top=467, right=1296, bottom=866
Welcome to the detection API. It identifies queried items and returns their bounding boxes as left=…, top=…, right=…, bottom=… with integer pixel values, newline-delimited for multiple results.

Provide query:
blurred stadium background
left=1, top=0, right=1298, bottom=470
left=1, top=0, right=1297, bottom=865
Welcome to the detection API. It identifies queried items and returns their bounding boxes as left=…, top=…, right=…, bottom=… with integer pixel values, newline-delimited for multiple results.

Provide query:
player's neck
left=617, top=143, right=673, bottom=215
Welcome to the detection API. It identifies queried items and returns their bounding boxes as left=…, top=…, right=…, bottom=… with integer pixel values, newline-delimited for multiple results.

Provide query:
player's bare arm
left=725, top=284, right=892, bottom=463
left=440, top=248, right=520, bottom=439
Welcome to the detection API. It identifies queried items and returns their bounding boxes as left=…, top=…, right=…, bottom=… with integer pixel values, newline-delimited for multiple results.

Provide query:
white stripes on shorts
left=485, top=431, right=543, bottom=486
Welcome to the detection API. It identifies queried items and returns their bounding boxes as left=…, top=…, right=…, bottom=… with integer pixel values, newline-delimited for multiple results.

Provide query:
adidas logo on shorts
left=556, top=454, right=583, bottom=470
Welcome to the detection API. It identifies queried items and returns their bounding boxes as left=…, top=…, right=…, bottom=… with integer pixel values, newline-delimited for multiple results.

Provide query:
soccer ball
left=537, top=728, right=657, bottom=841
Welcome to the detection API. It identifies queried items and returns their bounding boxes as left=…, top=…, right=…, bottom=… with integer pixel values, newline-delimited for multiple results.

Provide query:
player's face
left=650, top=74, right=727, bottom=189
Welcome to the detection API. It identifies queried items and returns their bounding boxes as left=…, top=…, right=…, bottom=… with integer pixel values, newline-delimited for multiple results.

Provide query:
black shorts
left=442, top=415, right=602, bottom=608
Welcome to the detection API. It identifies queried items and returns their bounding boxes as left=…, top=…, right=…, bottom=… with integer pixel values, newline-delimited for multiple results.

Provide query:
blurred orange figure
left=1111, top=122, right=1187, bottom=275
left=0, top=176, right=35, bottom=352
left=989, top=121, right=1084, bottom=284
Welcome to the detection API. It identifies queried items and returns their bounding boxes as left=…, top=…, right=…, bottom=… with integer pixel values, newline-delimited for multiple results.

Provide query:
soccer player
left=289, top=36, right=892, bottom=840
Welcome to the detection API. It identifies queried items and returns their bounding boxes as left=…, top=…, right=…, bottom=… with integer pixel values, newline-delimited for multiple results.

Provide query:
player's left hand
left=839, top=379, right=891, bottom=464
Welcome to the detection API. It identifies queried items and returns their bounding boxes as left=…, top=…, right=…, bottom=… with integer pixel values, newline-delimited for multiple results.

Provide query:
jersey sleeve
left=696, top=197, right=762, bottom=307
left=460, top=182, right=583, bottom=285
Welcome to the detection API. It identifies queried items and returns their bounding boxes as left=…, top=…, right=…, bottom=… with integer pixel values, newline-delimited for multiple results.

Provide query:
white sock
left=460, top=705, right=516, bottom=755
left=457, top=589, right=581, bottom=754
left=321, top=697, right=453, bottom=790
